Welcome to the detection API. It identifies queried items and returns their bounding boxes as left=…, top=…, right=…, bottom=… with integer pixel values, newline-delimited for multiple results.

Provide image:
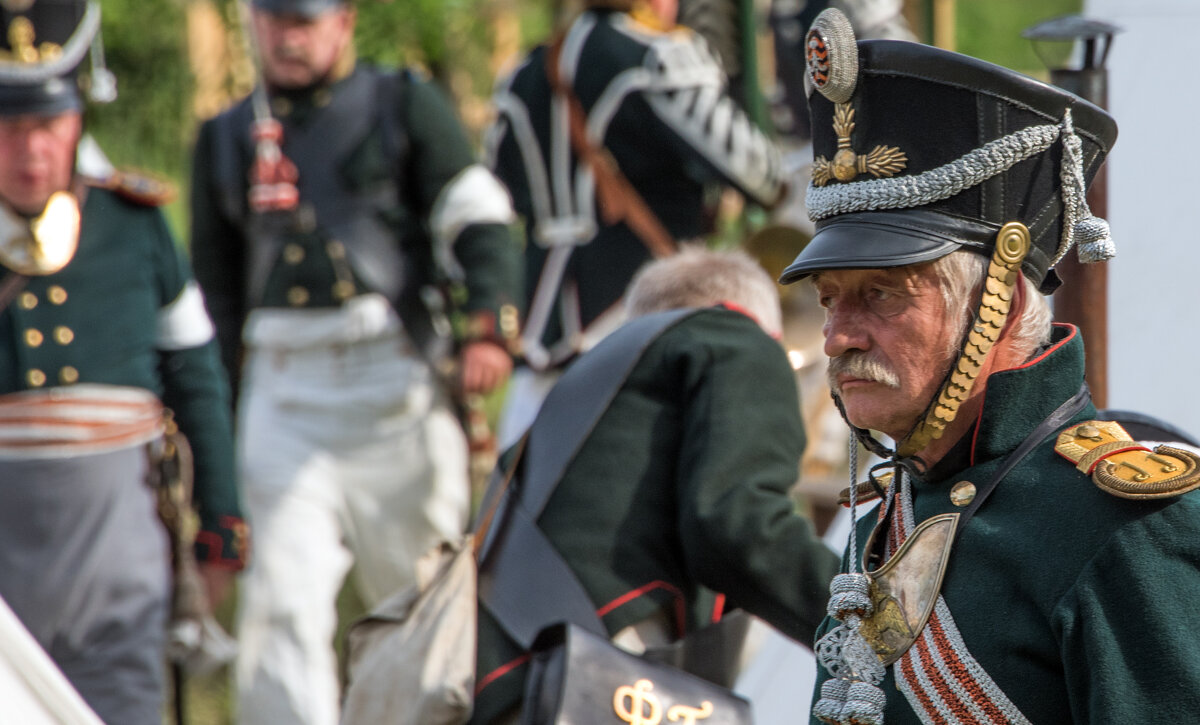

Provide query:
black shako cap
left=780, top=37, right=1117, bottom=292
left=0, top=0, right=96, bottom=117
left=250, top=0, right=349, bottom=19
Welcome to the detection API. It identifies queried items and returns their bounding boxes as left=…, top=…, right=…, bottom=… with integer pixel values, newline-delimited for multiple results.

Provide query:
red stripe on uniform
left=899, top=645, right=950, bottom=725
left=925, top=614, right=1009, bottom=723
left=475, top=653, right=531, bottom=696
left=596, top=580, right=686, bottom=639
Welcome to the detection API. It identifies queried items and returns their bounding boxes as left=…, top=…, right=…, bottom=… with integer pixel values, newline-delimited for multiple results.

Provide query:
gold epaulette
left=837, top=471, right=893, bottom=506
left=85, top=169, right=177, bottom=207
left=1055, top=420, right=1200, bottom=499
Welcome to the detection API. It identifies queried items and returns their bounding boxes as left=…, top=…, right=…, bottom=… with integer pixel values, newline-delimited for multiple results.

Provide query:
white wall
left=1085, top=0, right=1200, bottom=437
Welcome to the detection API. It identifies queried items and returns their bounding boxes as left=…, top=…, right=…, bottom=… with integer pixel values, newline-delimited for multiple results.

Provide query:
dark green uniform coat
left=0, top=183, right=243, bottom=562
left=813, top=325, right=1200, bottom=723
left=473, top=307, right=840, bottom=723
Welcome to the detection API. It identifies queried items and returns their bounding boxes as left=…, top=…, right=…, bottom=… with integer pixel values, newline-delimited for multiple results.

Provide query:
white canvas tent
left=1085, top=0, right=1200, bottom=438
left=0, top=594, right=103, bottom=725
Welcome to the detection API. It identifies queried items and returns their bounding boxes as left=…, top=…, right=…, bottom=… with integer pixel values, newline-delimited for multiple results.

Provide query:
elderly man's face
left=814, top=264, right=957, bottom=441
left=0, top=112, right=82, bottom=217
left=253, top=6, right=355, bottom=90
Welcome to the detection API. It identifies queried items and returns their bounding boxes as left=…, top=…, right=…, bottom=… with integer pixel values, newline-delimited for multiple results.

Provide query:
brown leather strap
left=545, top=36, right=677, bottom=259
left=472, top=433, right=528, bottom=560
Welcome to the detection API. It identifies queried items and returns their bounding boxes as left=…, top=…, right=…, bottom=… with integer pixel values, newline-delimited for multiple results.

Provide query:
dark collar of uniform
left=266, top=52, right=358, bottom=122
left=918, top=323, right=1090, bottom=486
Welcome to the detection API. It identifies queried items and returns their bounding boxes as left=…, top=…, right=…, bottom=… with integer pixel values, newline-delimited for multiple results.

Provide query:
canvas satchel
left=341, top=434, right=527, bottom=725
left=340, top=533, right=478, bottom=725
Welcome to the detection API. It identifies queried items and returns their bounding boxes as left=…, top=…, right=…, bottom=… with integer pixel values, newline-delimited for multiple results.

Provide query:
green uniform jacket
left=473, top=307, right=840, bottom=723
left=0, top=184, right=244, bottom=566
left=190, top=64, right=520, bottom=387
left=812, top=325, right=1200, bottom=723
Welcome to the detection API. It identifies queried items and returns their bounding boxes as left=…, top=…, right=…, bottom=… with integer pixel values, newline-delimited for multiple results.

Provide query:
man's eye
left=869, top=288, right=892, bottom=301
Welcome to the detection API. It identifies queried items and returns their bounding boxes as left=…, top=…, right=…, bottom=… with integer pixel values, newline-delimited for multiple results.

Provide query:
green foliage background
left=85, top=0, right=557, bottom=236
left=85, top=0, right=191, bottom=181
left=955, top=0, right=1082, bottom=76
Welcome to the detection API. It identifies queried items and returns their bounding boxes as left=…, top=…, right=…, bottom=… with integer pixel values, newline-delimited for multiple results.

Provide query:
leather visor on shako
left=780, top=7, right=1118, bottom=295
left=0, top=0, right=115, bottom=117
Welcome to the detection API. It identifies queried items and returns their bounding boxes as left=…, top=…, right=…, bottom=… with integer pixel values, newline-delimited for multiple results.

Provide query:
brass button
left=18, top=292, right=37, bottom=310
left=1075, top=424, right=1102, bottom=441
left=24, top=329, right=43, bottom=347
left=297, top=204, right=317, bottom=233
left=326, top=240, right=346, bottom=259
left=270, top=96, right=293, bottom=117
left=59, top=366, right=79, bottom=384
left=47, top=285, right=67, bottom=304
left=287, top=286, right=310, bottom=307
left=950, top=481, right=977, bottom=507
left=27, top=369, right=46, bottom=387
left=53, top=326, right=74, bottom=345
left=283, top=243, right=305, bottom=265
left=314, top=88, right=333, bottom=107
left=332, top=280, right=355, bottom=301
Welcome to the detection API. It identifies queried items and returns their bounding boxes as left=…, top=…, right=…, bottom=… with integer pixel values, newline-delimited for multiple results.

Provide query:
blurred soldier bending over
left=0, top=1, right=245, bottom=722
left=487, top=0, right=787, bottom=447
left=784, top=10, right=1200, bottom=724
left=188, top=0, right=520, bottom=722
left=472, top=247, right=840, bottom=724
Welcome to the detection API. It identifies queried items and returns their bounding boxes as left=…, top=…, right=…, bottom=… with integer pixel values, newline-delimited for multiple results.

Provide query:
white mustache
left=827, top=352, right=901, bottom=393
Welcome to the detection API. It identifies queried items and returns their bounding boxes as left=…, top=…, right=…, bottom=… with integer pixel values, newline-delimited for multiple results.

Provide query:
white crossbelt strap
left=889, top=473, right=1032, bottom=725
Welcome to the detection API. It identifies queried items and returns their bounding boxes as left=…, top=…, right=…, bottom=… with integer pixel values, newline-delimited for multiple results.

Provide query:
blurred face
left=814, top=264, right=956, bottom=440
left=252, top=6, right=355, bottom=90
left=648, top=0, right=679, bottom=25
left=0, top=112, right=82, bottom=217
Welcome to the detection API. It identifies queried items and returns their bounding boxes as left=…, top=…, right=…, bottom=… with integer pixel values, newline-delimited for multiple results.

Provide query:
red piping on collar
left=717, top=301, right=779, bottom=339
left=969, top=323, right=1079, bottom=466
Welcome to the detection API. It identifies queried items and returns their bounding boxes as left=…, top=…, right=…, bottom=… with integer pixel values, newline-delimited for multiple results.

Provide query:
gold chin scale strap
left=896, top=221, right=1031, bottom=458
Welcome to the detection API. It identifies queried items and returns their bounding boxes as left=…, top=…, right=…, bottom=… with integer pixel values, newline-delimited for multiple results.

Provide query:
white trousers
left=233, top=328, right=469, bottom=725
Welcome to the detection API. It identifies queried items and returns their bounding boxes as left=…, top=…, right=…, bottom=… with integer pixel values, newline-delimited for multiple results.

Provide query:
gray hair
left=931, top=249, right=1053, bottom=362
left=625, top=245, right=783, bottom=336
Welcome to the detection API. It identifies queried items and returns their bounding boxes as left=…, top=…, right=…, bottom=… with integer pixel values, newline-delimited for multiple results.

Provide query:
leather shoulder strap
left=545, top=34, right=676, bottom=259
left=477, top=307, right=702, bottom=647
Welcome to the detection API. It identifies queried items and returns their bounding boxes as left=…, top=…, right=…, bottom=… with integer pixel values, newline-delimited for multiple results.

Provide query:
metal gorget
left=857, top=510, right=958, bottom=665
left=0, top=191, right=80, bottom=275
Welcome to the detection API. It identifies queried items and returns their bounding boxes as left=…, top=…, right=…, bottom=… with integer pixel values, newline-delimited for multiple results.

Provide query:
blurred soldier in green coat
left=487, top=0, right=787, bottom=448
left=0, top=1, right=245, bottom=722
left=472, top=248, right=840, bottom=723
left=189, top=1, right=521, bottom=723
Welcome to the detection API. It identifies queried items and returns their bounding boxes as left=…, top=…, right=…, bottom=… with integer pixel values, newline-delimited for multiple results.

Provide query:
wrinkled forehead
left=809, top=263, right=939, bottom=292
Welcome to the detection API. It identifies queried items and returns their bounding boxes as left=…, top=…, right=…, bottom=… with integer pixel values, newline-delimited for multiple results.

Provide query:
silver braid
left=806, top=123, right=1060, bottom=220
